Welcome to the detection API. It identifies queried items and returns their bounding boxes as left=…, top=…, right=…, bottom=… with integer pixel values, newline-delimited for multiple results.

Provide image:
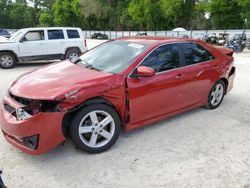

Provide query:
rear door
left=46, top=29, right=65, bottom=59
left=178, top=42, right=218, bottom=105
left=18, top=30, right=47, bottom=60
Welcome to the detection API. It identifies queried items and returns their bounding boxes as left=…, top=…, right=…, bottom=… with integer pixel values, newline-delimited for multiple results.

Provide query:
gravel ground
left=0, top=40, right=250, bottom=188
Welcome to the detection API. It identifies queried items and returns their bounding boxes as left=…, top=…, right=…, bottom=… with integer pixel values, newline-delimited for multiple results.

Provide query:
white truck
left=0, top=27, right=88, bottom=69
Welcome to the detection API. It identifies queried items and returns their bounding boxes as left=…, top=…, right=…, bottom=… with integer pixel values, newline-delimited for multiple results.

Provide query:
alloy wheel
left=78, top=110, right=115, bottom=148
left=210, top=83, right=224, bottom=106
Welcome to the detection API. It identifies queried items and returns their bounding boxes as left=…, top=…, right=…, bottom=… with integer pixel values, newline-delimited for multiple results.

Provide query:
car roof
left=116, top=36, right=204, bottom=45
left=20, top=27, right=81, bottom=31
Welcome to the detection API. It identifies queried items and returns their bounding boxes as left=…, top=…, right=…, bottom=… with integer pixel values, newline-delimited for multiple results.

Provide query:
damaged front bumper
left=0, top=93, right=66, bottom=155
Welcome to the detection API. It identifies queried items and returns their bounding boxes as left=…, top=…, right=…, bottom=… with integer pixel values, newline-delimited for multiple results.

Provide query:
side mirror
left=19, top=36, right=26, bottom=43
left=137, top=66, right=155, bottom=77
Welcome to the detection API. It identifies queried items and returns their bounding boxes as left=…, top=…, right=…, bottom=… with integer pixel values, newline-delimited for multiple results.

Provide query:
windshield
left=78, top=40, right=149, bottom=74
left=9, top=29, right=25, bottom=41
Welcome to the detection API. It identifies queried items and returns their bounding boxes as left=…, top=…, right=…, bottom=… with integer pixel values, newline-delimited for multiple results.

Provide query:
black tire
left=65, top=48, right=80, bottom=60
left=0, top=52, right=16, bottom=69
left=70, top=103, right=121, bottom=153
left=207, top=80, right=226, bottom=110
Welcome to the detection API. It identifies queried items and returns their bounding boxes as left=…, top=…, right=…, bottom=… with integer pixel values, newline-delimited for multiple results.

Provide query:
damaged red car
left=0, top=37, right=236, bottom=155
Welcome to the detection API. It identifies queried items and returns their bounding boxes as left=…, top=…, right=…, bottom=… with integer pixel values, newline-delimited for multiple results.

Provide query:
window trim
left=129, top=41, right=216, bottom=78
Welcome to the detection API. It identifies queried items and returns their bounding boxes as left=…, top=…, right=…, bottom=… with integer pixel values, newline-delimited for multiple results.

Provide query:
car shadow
left=15, top=106, right=207, bottom=161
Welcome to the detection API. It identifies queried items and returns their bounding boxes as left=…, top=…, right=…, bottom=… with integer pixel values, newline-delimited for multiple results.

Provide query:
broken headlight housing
left=16, top=108, right=32, bottom=121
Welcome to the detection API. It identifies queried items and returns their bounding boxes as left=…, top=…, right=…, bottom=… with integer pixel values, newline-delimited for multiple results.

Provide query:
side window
left=48, top=30, right=64, bottom=40
left=181, top=43, right=214, bottom=65
left=23, top=31, right=44, bottom=41
left=141, top=44, right=180, bottom=72
left=67, top=30, right=80, bottom=39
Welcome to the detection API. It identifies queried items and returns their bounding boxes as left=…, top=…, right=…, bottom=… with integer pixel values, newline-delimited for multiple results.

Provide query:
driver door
left=18, top=30, right=47, bottom=61
left=127, top=43, right=191, bottom=125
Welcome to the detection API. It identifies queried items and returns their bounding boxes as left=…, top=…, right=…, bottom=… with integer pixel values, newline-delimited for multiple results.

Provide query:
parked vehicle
left=0, top=37, right=236, bottom=155
left=204, top=33, right=218, bottom=45
left=136, top=32, right=147, bottom=36
left=0, top=27, right=87, bottom=69
left=91, top=33, right=108, bottom=40
left=0, top=29, right=10, bottom=38
left=225, top=33, right=246, bottom=52
left=217, top=33, right=229, bottom=46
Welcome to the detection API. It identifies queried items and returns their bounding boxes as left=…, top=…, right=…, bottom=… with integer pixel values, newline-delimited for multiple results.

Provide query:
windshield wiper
left=76, top=59, right=101, bottom=71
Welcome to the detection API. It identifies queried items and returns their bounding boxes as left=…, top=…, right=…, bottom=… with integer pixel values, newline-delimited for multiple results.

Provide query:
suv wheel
left=65, top=48, right=80, bottom=60
left=70, top=104, right=121, bottom=153
left=0, top=52, right=16, bottom=69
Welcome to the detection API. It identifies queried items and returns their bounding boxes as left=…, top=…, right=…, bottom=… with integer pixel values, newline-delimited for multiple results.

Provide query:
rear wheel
left=70, top=104, right=121, bottom=153
left=65, top=48, right=80, bottom=60
left=0, top=52, right=16, bottom=69
left=207, top=80, right=225, bottom=109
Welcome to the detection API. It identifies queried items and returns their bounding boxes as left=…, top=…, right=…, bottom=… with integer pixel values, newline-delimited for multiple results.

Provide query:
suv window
left=141, top=44, right=180, bottom=72
left=67, top=30, right=80, bottom=39
left=181, top=43, right=214, bottom=65
left=24, top=31, right=44, bottom=41
left=48, top=30, right=64, bottom=40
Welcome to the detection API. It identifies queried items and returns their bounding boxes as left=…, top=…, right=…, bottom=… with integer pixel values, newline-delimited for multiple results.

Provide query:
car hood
left=0, top=38, right=15, bottom=43
left=9, top=61, right=114, bottom=100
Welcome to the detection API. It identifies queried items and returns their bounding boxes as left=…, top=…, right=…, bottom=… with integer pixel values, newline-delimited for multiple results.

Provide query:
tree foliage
left=0, top=0, right=249, bottom=30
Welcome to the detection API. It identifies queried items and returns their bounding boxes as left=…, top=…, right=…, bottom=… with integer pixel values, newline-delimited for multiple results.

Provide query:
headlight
left=16, top=108, right=32, bottom=121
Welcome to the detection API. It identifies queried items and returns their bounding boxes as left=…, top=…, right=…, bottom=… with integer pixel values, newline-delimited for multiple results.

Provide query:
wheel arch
left=220, top=77, right=228, bottom=94
left=62, top=96, right=121, bottom=138
left=0, top=50, right=18, bottom=62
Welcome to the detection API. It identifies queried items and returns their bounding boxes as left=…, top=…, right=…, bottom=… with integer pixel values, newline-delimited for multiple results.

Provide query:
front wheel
left=207, top=80, right=225, bottom=109
left=70, top=104, right=121, bottom=153
left=0, top=52, right=16, bottom=69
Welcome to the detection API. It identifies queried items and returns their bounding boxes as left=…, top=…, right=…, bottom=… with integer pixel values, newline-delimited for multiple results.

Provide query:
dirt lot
left=0, top=40, right=250, bottom=188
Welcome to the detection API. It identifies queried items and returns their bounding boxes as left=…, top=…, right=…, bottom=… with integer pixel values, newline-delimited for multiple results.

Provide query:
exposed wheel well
left=62, top=97, right=120, bottom=138
left=0, top=50, right=18, bottom=62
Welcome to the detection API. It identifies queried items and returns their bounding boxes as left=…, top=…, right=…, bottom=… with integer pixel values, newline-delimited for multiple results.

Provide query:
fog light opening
left=22, top=135, right=39, bottom=150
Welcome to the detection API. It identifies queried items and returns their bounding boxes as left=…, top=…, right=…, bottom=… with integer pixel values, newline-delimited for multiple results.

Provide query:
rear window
left=48, top=30, right=64, bottom=40
left=67, top=30, right=80, bottom=39
left=181, top=43, right=214, bottom=65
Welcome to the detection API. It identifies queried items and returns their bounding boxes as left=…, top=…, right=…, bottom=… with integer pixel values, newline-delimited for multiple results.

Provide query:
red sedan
left=0, top=37, right=235, bottom=155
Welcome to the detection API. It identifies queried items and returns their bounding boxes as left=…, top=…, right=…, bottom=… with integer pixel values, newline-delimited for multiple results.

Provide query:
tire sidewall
left=207, top=80, right=225, bottom=109
left=0, top=52, right=16, bottom=69
left=70, top=104, right=121, bottom=153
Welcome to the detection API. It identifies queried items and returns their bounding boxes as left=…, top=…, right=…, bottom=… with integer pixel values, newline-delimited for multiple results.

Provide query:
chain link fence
left=83, top=30, right=250, bottom=39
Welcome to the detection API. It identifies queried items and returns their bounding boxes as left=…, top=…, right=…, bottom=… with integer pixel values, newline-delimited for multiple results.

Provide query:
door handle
left=176, top=74, right=184, bottom=79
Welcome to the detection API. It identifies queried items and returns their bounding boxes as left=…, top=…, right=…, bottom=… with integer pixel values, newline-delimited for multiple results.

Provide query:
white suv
left=0, top=27, right=88, bottom=69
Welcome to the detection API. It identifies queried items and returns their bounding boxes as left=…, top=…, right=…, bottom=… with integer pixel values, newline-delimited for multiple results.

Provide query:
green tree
left=128, top=0, right=161, bottom=30
left=0, top=0, right=13, bottom=28
left=210, top=0, right=243, bottom=29
left=9, top=0, right=34, bottom=28
left=53, top=0, right=82, bottom=27
left=239, top=0, right=250, bottom=29
left=159, top=0, right=183, bottom=29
